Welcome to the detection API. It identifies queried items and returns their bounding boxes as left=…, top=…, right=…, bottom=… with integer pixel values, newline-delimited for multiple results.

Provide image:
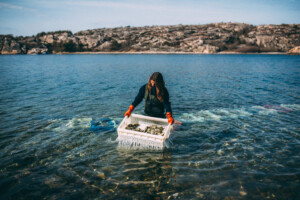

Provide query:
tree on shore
left=64, top=40, right=76, bottom=52
left=110, top=40, right=121, bottom=51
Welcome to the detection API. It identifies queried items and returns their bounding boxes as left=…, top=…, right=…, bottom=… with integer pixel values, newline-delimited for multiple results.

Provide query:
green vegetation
left=110, top=40, right=121, bottom=51
left=37, top=30, right=72, bottom=37
left=63, top=40, right=76, bottom=52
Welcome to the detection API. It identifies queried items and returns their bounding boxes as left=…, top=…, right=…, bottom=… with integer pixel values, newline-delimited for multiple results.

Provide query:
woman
left=124, top=72, right=174, bottom=124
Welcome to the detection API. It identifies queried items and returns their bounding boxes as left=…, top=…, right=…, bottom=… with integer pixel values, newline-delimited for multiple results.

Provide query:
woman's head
left=149, top=72, right=165, bottom=86
left=148, top=72, right=166, bottom=102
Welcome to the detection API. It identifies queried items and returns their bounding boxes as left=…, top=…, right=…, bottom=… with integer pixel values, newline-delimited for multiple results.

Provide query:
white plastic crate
left=117, top=114, right=172, bottom=148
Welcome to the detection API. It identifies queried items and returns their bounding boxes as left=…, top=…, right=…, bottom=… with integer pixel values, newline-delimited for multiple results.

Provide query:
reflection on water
left=0, top=55, right=299, bottom=199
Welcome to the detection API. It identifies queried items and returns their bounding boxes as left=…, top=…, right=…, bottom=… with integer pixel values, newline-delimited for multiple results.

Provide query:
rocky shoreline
left=52, top=51, right=287, bottom=55
left=1, top=23, right=300, bottom=55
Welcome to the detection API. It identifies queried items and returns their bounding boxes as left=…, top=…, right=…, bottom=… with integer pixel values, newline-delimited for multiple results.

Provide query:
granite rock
left=288, top=46, right=300, bottom=54
left=1, top=23, right=299, bottom=54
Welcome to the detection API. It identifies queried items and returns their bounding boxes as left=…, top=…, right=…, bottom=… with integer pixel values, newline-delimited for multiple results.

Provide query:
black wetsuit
left=132, top=84, right=172, bottom=118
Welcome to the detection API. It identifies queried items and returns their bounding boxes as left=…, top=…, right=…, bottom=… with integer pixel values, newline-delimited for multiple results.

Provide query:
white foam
left=179, top=107, right=252, bottom=123
left=49, top=117, right=92, bottom=132
left=251, top=106, right=278, bottom=115
left=252, top=104, right=300, bottom=113
left=179, top=110, right=222, bottom=122
left=258, top=109, right=277, bottom=115
left=280, top=104, right=300, bottom=110
left=180, top=112, right=205, bottom=122
left=251, top=105, right=265, bottom=110
left=178, top=103, right=300, bottom=123
left=66, top=117, right=92, bottom=128
left=202, top=110, right=222, bottom=120
left=235, top=108, right=252, bottom=117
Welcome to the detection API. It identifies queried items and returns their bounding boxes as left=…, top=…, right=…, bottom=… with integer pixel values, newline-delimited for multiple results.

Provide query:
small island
left=0, top=23, right=300, bottom=55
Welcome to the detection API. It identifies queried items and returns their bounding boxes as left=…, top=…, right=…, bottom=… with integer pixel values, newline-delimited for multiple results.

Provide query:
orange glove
left=166, top=112, right=174, bottom=125
left=124, top=105, right=134, bottom=117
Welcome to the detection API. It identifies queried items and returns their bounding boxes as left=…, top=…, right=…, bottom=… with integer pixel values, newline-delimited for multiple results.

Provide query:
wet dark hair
left=147, top=72, right=166, bottom=102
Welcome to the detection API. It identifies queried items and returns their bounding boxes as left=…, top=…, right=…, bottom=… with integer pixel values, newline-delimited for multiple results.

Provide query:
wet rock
left=79, top=152, right=84, bottom=157
left=24, top=171, right=31, bottom=175
left=217, top=149, right=224, bottom=156
left=97, top=172, right=106, bottom=180
left=197, top=193, right=204, bottom=198
left=162, top=165, right=172, bottom=169
left=44, top=176, right=66, bottom=188
left=167, top=193, right=180, bottom=199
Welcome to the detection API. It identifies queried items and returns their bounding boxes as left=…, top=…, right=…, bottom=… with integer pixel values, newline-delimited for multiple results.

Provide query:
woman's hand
left=166, top=112, right=174, bottom=125
left=124, top=105, right=134, bottom=117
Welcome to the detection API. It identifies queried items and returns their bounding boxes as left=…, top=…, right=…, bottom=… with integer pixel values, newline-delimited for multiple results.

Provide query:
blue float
left=90, top=118, right=115, bottom=132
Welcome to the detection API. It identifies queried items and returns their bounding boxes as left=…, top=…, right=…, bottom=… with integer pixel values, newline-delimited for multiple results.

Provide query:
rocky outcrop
left=27, top=45, right=48, bottom=54
left=40, top=34, right=54, bottom=44
left=0, top=23, right=299, bottom=54
left=1, top=38, right=22, bottom=54
left=288, top=46, right=300, bottom=54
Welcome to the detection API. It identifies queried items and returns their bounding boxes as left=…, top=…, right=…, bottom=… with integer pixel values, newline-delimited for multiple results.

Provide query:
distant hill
left=1, top=23, right=300, bottom=54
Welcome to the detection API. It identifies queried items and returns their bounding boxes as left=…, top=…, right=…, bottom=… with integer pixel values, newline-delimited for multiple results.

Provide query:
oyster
left=143, top=125, right=165, bottom=135
left=151, top=125, right=157, bottom=129
left=125, top=123, right=140, bottom=130
left=147, top=127, right=151, bottom=133
left=125, top=123, right=165, bottom=135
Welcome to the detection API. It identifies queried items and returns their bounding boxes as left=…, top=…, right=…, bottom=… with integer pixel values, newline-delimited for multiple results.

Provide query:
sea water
left=0, top=54, right=299, bottom=199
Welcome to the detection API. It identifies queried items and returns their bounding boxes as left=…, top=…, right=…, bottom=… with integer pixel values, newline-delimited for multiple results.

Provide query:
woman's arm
left=163, top=89, right=172, bottom=114
left=163, top=89, right=174, bottom=124
left=131, top=84, right=146, bottom=107
left=124, top=84, right=146, bottom=117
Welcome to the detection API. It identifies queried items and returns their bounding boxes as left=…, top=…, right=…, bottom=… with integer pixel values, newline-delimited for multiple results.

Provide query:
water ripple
left=0, top=55, right=299, bottom=199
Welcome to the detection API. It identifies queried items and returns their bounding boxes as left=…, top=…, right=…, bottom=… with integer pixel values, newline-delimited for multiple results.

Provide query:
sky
left=0, top=0, right=299, bottom=36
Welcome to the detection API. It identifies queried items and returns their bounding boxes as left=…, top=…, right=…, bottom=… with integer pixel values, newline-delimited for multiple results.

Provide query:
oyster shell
left=125, top=123, right=140, bottom=130
left=125, top=123, right=165, bottom=135
left=143, top=125, right=165, bottom=135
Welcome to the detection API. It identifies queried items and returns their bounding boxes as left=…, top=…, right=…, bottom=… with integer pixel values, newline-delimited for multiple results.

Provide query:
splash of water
left=178, top=104, right=298, bottom=123
left=117, top=135, right=166, bottom=150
